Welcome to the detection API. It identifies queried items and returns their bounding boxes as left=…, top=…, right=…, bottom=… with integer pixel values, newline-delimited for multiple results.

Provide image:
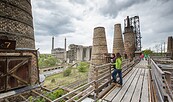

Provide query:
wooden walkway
left=101, top=60, right=150, bottom=102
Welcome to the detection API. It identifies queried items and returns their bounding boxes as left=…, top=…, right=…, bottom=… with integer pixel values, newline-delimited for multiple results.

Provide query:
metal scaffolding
left=124, top=16, right=142, bottom=51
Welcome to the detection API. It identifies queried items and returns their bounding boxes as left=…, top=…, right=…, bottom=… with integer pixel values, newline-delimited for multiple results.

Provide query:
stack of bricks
left=0, top=0, right=35, bottom=49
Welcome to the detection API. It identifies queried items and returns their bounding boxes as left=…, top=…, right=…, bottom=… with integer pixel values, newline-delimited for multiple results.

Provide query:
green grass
left=43, top=68, right=88, bottom=89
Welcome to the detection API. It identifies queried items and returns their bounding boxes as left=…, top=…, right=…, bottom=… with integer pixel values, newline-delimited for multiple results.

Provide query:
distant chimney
left=65, top=37, right=66, bottom=51
left=64, top=37, right=67, bottom=62
left=52, top=36, right=54, bottom=50
left=127, top=16, right=130, bottom=27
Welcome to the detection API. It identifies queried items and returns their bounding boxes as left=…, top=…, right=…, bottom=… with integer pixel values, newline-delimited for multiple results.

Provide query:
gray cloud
left=69, top=0, right=86, bottom=4
left=32, top=0, right=75, bottom=36
left=31, top=0, right=173, bottom=53
left=99, top=0, right=152, bottom=18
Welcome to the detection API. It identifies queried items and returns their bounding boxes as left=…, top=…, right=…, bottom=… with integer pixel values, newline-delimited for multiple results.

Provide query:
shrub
left=77, top=62, right=89, bottom=72
left=63, top=68, right=71, bottom=76
left=46, top=89, right=65, bottom=100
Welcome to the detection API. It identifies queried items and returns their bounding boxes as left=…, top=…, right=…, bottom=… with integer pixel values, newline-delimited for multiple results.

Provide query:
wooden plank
left=121, top=69, right=144, bottom=102
left=112, top=68, right=142, bottom=102
left=0, top=85, right=39, bottom=99
left=31, top=90, right=52, bottom=102
left=4, top=98, right=10, bottom=102
left=19, top=95, right=27, bottom=100
left=141, top=69, right=149, bottom=102
left=103, top=68, right=137, bottom=101
left=41, top=86, right=52, bottom=92
left=131, top=69, right=145, bottom=102
left=104, top=68, right=139, bottom=101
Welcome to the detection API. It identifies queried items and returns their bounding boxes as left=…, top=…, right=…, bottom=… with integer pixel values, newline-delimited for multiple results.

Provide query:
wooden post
left=94, top=66, right=98, bottom=99
left=164, top=71, right=171, bottom=89
left=109, top=64, right=112, bottom=84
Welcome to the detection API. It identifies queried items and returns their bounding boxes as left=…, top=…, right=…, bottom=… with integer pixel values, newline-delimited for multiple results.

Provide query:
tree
left=38, top=54, right=59, bottom=68
left=142, top=49, right=153, bottom=55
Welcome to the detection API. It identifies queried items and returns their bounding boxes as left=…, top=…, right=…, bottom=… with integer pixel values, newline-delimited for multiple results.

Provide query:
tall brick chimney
left=0, top=0, right=35, bottom=48
left=113, top=24, right=124, bottom=55
left=123, top=16, right=135, bottom=60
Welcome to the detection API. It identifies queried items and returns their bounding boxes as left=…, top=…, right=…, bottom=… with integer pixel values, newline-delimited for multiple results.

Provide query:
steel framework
left=124, top=16, right=142, bottom=51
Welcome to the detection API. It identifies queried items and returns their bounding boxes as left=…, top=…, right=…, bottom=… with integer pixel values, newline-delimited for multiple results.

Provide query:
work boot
left=117, top=84, right=122, bottom=87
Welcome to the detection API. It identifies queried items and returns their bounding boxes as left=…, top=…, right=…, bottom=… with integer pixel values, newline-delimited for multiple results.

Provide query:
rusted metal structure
left=0, top=0, right=35, bottom=49
left=123, top=16, right=136, bottom=60
left=0, top=48, right=39, bottom=93
left=113, top=24, right=124, bottom=55
left=124, top=16, right=141, bottom=51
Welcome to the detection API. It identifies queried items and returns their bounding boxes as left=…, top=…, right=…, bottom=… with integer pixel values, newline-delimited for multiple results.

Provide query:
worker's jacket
left=113, top=57, right=122, bottom=70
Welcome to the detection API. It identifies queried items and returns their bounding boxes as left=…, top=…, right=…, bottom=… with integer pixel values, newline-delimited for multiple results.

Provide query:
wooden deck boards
left=102, top=60, right=150, bottom=102
left=103, top=68, right=139, bottom=101
left=121, top=69, right=144, bottom=102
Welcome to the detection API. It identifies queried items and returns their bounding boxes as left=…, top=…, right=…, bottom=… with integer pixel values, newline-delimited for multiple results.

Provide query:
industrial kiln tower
left=113, top=24, right=124, bottom=55
left=0, top=0, right=35, bottom=48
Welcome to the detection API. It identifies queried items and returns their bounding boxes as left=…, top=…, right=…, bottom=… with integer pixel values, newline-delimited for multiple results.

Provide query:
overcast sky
left=31, top=0, right=173, bottom=54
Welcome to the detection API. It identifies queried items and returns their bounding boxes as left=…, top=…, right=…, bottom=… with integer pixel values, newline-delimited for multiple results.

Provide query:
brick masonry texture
left=0, top=0, right=35, bottom=49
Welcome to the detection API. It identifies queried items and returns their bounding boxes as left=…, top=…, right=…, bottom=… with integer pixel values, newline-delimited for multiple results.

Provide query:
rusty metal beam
left=8, top=58, right=29, bottom=74
left=11, top=74, right=28, bottom=85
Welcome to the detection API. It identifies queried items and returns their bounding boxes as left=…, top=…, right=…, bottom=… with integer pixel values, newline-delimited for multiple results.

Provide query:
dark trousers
left=112, top=69, right=123, bottom=85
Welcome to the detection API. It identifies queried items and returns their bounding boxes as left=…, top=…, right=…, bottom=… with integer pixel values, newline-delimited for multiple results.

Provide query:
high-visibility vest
left=115, top=58, right=122, bottom=70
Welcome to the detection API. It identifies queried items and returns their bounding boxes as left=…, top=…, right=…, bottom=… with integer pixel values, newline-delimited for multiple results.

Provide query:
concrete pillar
left=85, top=47, right=91, bottom=61
left=113, top=24, right=124, bottom=55
left=89, top=27, right=108, bottom=82
left=167, top=36, right=173, bottom=53
left=123, top=16, right=135, bottom=60
left=77, top=46, right=83, bottom=61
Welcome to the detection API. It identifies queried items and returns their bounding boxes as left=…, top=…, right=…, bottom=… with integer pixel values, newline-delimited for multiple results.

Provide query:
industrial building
left=51, top=37, right=92, bottom=63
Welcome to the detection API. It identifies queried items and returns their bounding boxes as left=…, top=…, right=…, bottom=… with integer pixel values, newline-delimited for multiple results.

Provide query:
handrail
left=52, top=80, right=95, bottom=102
left=149, top=57, right=173, bottom=102
left=52, top=58, right=137, bottom=101
left=164, top=78, right=173, bottom=100
left=151, top=58, right=165, bottom=75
